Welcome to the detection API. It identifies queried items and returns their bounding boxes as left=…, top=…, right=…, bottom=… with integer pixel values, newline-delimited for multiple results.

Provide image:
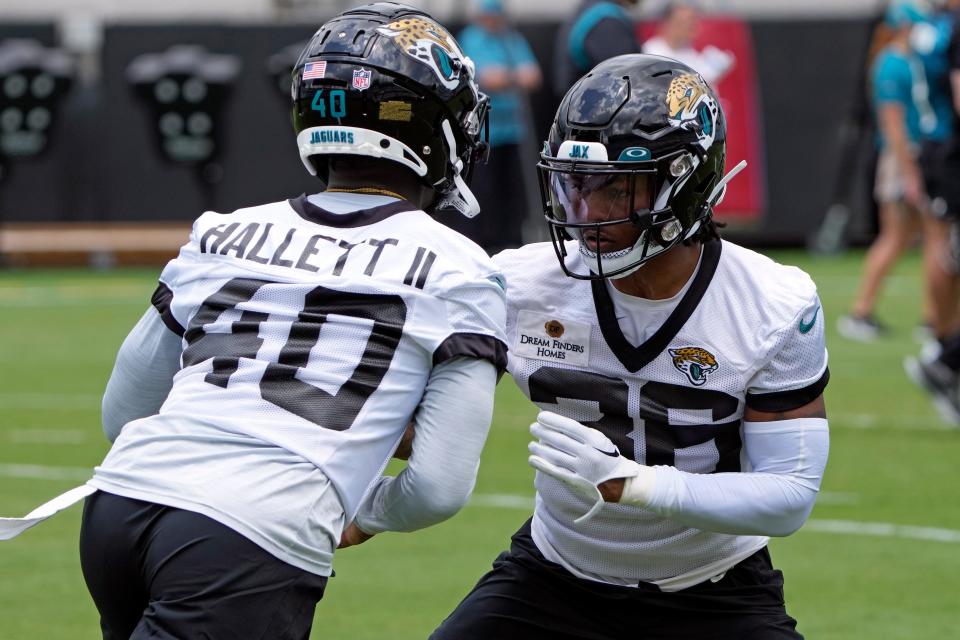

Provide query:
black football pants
left=79, top=491, right=328, bottom=640
left=431, top=518, right=802, bottom=640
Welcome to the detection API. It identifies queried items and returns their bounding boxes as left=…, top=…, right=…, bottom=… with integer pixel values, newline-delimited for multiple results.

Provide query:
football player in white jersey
left=75, top=4, right=507, bottom=638
left=432, top=54, right=829, bottom=639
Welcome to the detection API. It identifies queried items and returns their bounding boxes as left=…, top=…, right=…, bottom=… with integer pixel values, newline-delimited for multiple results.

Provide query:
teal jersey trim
left=568, top=3, right=629, bottom=72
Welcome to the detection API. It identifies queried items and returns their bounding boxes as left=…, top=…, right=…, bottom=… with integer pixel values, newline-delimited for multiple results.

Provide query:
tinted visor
left=546, top=171, right=655, bottom=226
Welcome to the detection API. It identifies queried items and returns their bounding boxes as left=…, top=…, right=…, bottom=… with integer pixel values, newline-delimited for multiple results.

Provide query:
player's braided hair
left=683, top=216, right=724, bottom=246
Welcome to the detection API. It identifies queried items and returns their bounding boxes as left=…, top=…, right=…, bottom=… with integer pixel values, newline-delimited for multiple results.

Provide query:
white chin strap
left=297, top=126, right=429, bottom=179
left=435, top=119, right=481, bottom=218
left=579, top=235, right=664, bottom=280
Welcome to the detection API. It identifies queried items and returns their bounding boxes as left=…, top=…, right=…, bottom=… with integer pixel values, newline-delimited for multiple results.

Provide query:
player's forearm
left=355, top=466, right=478, bottom=534
left=624, top=418, right=829, bottom=537
left=353, top=357, right=496, bottom=534
left=101, top=307, right=181, bottom=442
left=639, top=468, right=819, bottom=537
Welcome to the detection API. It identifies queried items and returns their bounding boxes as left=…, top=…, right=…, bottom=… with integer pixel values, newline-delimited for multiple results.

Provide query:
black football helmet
left=292, top=2, right=489, bottom=217
left=537, top=54, right=746, bottom=279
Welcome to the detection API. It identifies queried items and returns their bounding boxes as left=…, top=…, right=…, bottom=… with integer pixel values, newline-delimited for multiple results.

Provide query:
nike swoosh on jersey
left=799, top=306, right=820, bottom=334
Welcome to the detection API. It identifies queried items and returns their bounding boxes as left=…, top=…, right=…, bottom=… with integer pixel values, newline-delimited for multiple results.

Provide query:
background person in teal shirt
left=904, top=0, right=960, bottom=423
left=911, top=2, right=960, bottom=345
left=840, top=0, right=935, bottom=342
left=451, top=0, right=542, bottom=253
left=553, top=0, right=642, bottom=98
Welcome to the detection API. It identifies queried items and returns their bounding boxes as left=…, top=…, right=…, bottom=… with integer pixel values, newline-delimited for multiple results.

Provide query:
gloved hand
left=528, top=411, right=647, bottom=524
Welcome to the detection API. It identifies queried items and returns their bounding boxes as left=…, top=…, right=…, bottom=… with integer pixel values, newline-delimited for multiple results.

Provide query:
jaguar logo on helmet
left=666, top=73, right=719, bottom=151
left=377, top=17, right=465, bottom=90
left=668, top=347, right=719, bottom=386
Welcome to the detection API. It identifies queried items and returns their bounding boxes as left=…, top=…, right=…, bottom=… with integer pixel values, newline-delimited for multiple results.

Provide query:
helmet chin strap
left=436, top=119, right=481, bottom=218
left=579, top=231, right=663, bottom=280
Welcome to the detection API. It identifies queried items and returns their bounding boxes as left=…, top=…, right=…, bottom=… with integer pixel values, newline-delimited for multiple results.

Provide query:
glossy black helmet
left=538, top=54, right=744, bottom=279
left=292, top=2, right=489, bottom=216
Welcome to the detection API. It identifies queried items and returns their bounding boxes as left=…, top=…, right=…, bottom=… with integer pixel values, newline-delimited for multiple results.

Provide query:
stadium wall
left=0, top=0, right=889, bottom=21
left=0, top=18, right=878, bottom=248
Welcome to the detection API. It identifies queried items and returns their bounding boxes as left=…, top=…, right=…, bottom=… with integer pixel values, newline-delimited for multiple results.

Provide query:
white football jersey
left=91, top=194, right=507, bottom=576
left=495, top=239, right=828, bottom=589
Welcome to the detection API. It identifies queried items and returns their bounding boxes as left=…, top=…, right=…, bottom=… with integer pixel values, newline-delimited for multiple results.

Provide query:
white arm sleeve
left=101, top=307, right=182, bottom=443
left=637, top=418, right=829, bottom=537
left=353, top=356, right=497, bottom=534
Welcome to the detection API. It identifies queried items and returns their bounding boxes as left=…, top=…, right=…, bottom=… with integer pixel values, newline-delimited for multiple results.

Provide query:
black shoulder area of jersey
left=592, top=238, right=721, bottom=373
left=151, top=282, right=185, bottom=337
left=745, top=368, right=830, bottom=413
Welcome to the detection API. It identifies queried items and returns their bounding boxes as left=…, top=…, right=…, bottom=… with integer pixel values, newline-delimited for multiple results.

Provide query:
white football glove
left=528, top=411, right=645, bottom=524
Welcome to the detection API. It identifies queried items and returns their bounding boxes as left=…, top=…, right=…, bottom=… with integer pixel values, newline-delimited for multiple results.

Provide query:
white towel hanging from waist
left=0, top=484, right=96, bottom=541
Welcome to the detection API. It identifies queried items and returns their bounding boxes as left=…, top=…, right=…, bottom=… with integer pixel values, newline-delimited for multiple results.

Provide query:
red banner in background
left=639, top=18, right=765, bottom=224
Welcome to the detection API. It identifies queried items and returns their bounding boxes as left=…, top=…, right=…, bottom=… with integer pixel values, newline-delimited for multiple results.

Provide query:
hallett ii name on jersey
left=199, top=221, right=435, bottom=289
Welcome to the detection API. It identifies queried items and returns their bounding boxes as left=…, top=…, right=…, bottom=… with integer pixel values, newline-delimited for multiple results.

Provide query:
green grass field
left=1, top=250, right=958, bottom=639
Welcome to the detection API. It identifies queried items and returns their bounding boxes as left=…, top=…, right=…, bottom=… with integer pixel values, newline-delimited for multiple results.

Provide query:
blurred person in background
left=451, top=0, right=542, bottom=253
left=905, top=0, right=960, bottom=425
left=839, top=0, right=937, bottom=341
left=910, top=0, right=960, bottom=344
left=554, top=0, right=643, bottom=97
left=642, top=1, right=736, bottom=86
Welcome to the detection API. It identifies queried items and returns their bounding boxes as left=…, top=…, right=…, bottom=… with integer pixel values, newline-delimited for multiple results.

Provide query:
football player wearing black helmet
left=431, top=55, right=828, bottom=640
left=538, top=53, right=744, bottom=281
left=293, top=1, right=489, bottom=217
left=59, top=5, right=508, bottom=640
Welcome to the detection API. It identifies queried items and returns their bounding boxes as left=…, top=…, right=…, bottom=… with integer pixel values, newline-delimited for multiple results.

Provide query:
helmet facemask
left=539, top=54, right=742, bottom=280
left=538, top=146, right=705, bottom=280
left=433, top=95, right=490, bottom=217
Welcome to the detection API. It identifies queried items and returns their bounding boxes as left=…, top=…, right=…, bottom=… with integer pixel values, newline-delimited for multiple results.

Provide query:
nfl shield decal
left=352, top=68, right=372, bottom=91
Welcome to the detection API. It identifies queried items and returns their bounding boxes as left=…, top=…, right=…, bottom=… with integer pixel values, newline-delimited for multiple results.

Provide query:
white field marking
left=0, top=464, right=93, bottom=482
left=1, top=298, right=144, bottom=308
left=804, top=519, right=960, bottom=544
left=0, top=283, right=148, bottom=307
left=471, top=492, right=859, bottom=508
left=470, top=494, right=535, bottom=509
left=0, top=283, right=147, bottom=297
left=467, top=494, right=960, bottom=544
left=0, top=393, right=100, bottom=410
left=7, top=429, right=88, bottom=445
left=814, top=491, right=860, bottom=505
left=831, top=412, right=953, bottom=431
